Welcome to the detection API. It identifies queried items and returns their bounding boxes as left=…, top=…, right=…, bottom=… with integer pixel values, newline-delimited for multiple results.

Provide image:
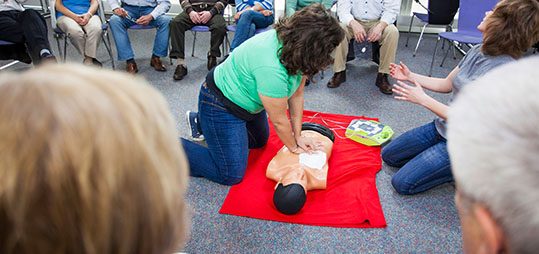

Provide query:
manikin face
left=477, top=10, right=493, bottom=33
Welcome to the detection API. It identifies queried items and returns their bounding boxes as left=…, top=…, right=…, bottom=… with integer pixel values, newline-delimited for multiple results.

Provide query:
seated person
left=228, top=0, right=274, bottom=53
left=107, top=0, right=171, bottom=74
left=285, top=0, right=333, bottom=17
left=329, top=0, right=400, bottom=93
left=448, top=57, right=539, bottom=254
left=55, top=0, right=103, bottom=66
left=0, top=0, right=56, bottom=64
left=0, top=64, right=189, bottom=254
left=169, top=0, right=228, bottom=80
left=266, top=123, right=335, bottom=215
left=382, top=0, right=539, bottom=195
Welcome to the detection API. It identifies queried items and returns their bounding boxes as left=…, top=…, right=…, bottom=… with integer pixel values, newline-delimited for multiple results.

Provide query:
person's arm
left=209, top=0, right=228, bottom=16
left=393, top=80, right=450, bottom=120
left=380, top=0, right=399, bottom=25
left=87, top=0, right=98, bottom=15
left=288, top=77, right=306, bottom=142
left=107, top=0, right=121, bottom=13
left=409, top=67, right=459, bottom=93
left=149, top=0, right=170, bottom=19
left=390, top=61, right=457, bottom=93
left=260, top=95, right=299, bottom=152
left=285, top=0, right=297, bottom=17
left=336, top=0, right=354, bottom=26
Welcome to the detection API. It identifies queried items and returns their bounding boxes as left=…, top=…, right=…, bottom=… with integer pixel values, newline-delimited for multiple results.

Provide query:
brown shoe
left=375, top=73, right=393, bottom=95
left=150, top=56, right=166, bottom=72
left=327, top=70, right=346, bottom=88
left=207, top=54, right=217, bottom=70
left=126, top=61, right=138, bottom=74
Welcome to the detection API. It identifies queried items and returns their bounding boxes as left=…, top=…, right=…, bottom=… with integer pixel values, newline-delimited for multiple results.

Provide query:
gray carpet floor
left=2, top=28, right=465, bottom=253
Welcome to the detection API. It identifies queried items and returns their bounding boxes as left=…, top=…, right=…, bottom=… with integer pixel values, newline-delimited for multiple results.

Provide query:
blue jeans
left=381, top=121, right=453, bottom=195
left=181, top=84, right=269, bottom=185
left=229, top=10, right=273, bottom=52
left=108, top=5, right=171, bottom=61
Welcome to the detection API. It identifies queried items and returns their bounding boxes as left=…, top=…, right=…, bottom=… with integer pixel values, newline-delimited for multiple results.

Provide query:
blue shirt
left=235, top=0, right=272, bottom=12
left=56, top=0, right=90, bottom=18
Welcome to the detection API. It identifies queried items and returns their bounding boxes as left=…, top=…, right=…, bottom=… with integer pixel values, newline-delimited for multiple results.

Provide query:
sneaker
left=173, top=64, right=188, bottom=80
left=186, top=111, right=204, bottom=141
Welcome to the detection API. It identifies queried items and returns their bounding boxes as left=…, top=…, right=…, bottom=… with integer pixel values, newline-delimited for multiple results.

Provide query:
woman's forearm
left=409, top=72, right=452, bottom=93
left=288, top=78, right=305, bottom=139
left=272, top=119, right=297, bottom=150
left=88, top=0, right=98, bottom=15
left=421, top=96, right=449, bottom=120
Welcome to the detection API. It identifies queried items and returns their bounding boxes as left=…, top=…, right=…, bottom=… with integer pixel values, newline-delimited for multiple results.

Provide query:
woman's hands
left=392, top=80, right=430, bottom=106
left=291, top=135, right=321, bottom=154
left=389, top=61, right=412, bottom=82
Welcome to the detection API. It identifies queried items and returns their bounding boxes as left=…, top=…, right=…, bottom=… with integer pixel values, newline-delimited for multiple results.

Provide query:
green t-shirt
left=214, top=30, right=302, bottom=114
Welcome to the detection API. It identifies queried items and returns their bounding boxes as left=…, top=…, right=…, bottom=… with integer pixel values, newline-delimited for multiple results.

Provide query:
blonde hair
left=0, top=65, right=189, bottom=254
left=448, top=57, right=539, bottom=253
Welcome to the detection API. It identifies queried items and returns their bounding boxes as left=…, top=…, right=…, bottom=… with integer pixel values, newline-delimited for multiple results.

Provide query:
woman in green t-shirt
left=181, top=4, right=344, bottom=185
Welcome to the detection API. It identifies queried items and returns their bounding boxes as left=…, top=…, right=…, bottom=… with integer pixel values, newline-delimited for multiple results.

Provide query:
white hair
left=448, top=56, right=539, bottom=254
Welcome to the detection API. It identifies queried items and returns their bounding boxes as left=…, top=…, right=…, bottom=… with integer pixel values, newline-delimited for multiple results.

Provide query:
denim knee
left=218, top=176, right=243, bottom=186
left=391, top=174, right=414, bottom=195
left=108, top=15, right=122, bottom=27
left=381, top=146, right=401, bottom=167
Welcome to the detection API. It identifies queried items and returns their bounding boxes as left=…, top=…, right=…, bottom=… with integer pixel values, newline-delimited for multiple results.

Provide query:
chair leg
left=405, top=15, right=414, bottom=47
left=63, top=34, right=68, bottom=62
left=191, top=31, right=197, bottom=57
left=440, top=40, right=451, bottom=67
left=102, top=33, right=115, bottom=70
left=55, top=35, right=63, bottom=60
left=429, top=37, right=440, bottom=77
left=105, top=32, right=115, bottom=70
left=413, top=23, right=428, bottom=57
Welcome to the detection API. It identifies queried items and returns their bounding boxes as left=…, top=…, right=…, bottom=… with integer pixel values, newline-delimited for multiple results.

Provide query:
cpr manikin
left=266, top=123, right=335, bottom=215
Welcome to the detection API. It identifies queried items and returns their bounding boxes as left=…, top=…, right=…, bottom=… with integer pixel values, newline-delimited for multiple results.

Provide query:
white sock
left=177, top=58, right=185, bottom=66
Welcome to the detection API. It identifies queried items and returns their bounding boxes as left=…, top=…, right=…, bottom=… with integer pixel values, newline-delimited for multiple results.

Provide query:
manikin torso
left=266, top=130, right=334, bottom=191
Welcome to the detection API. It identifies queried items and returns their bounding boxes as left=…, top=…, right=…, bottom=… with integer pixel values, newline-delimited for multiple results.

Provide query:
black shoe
left=92, top=58, right=102, bottom=67
left=327, top=70, right=346, bottom=88
left=375, top=73, right=393, bottom=95
left=207, top=54, right=217, bottom=70
left=173, top=64, right=188, bottom=80
left=305, top=79, right=311, bottom=86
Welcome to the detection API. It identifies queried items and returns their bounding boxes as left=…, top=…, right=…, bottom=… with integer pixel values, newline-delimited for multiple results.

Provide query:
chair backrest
left=427, top=0, right=459, bottom=25
left=457, top=0, right=498, bottom=34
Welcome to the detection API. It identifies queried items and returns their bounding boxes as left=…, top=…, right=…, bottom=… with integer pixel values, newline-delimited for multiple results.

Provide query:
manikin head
left=448, top=58, right=539, bottom=254
left=273, top=123, right=334, bottom=215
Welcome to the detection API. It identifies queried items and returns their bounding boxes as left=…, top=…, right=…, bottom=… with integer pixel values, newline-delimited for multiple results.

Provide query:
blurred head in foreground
left=0, top=64, right=189, bottom=254
left=448, top=57, right=539, bottom=254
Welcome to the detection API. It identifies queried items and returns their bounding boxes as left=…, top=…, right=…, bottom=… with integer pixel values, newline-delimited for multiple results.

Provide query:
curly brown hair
left=482, top=0, right=539, bottom=58
left=275, top=4, right=345, bottom=79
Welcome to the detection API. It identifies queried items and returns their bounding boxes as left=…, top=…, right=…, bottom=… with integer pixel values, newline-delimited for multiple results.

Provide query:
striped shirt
left=235, top=0, right=272, bottom=12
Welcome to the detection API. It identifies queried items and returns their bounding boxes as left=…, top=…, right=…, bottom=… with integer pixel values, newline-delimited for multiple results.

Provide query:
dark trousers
left=169, top=11, right=226, bottom=59
left=0, top=9, right=51, bottom=63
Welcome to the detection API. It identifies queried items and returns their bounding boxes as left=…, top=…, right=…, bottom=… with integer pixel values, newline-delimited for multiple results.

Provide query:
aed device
left=345, top=119, right=394, bottom=146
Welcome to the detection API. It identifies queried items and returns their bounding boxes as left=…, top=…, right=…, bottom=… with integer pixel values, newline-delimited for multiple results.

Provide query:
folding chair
left=428, top=0, right=498, bottom=76
left=50, top=0, right=115, bottom=68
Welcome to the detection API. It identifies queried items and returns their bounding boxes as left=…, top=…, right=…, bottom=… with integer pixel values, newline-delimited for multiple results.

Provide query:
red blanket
left=219, top=110, right=386, bottom=228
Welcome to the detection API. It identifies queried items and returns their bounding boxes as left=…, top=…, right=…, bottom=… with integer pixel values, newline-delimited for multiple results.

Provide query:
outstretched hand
left=392, top=80, right=429, bottom=105
left=389, top=61, right=412, bottom=81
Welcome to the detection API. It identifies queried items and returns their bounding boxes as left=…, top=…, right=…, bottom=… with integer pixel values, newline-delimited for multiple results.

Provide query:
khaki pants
left=57, top=15, right=102, bottom=58
left=333, top=19, right=399, bottom=74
